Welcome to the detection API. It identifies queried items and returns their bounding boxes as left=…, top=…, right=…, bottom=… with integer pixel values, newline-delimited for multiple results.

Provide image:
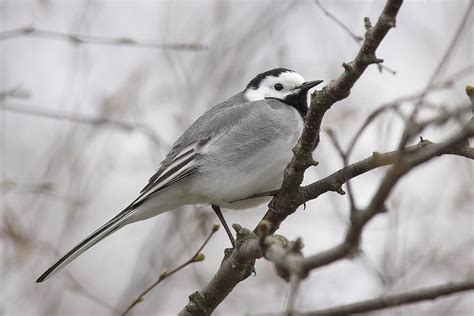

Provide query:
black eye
left=274, top=83, right=283, bottom=91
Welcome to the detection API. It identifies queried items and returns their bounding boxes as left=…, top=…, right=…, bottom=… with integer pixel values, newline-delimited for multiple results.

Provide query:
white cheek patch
left=244, top=71, right=306, bottom=102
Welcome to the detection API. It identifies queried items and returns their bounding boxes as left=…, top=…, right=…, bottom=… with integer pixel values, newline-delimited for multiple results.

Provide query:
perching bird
left=36, top=68, right=323, bottom=283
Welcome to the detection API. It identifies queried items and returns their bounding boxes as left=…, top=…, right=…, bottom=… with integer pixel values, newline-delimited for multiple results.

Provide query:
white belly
left=194, top=109, right=304, bottom=210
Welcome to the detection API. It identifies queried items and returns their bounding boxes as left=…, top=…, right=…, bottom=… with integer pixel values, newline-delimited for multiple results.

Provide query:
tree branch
left=122, top=224, right=220, bottom=315
left=298, top=281, right=474, bottom=315
left=0, top=26, right=207, bottom=51
left=1, top=101, right=165, bottom=148
left=300, top=137, right=474, bottom=203
left=314, top=0, right=397, bottom=75
left=257, top=0, right=403, bottom=235
left=179, top=1, right=404, bottom=314
left=179, top=223, right=304, bottom=315
left=301, top=120, right=474, bottom=273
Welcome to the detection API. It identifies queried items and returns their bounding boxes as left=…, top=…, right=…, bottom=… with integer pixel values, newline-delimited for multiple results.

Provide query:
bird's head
left=244, top=68, right=323, bottom=116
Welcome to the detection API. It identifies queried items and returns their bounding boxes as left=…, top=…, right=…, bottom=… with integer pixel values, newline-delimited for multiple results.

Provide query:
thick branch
left=179, top=1, right=404, bottom=314
left=299, top=139, right=474, bottom=203
left=302, top=122, right=474, bottom=272
left=299, top=281, right=474, bottom=315
left=179, top=224, right=301, bottom=315
left=258, top=0, right=403, bottom=234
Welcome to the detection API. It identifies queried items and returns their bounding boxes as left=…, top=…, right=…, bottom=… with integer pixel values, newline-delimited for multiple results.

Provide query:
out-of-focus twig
left=324, top=128, right=356, bottom=212
left=0, top=86, right=30, bottom=101
left=314, top=0, right=363, bottom=44
left=1, top=101, right=165, bottom=148
left=399, top=1, right=473, bottom=149
left=0, top=26, right=207, bottom=51
left=298, top=281, right=474, bottom=315
left=344, top=77, right=463, bottom=158
left=314, top=0, right=397, bottom=75
left=301, top=115, right=474, bottom=273
left=2, top=211, right=116, bottom=313
left=122, top=224, right=220, bottom=316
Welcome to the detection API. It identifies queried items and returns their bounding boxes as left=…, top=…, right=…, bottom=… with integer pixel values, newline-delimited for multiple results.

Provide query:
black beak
left=294, top=80, right=324, bottom=93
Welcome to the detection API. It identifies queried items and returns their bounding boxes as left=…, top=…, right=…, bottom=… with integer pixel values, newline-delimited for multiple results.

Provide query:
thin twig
left=314, top=0, right=363, bottom=44
left=314, top=0, right=397, bottom=75
left=64, top=271, right=118, bottom=313
left=301, top=119, right=474, bottom=273
left=300, top=139, right=474, bottom=204
left=122, top=224, right=220, bottom=315
left=298, top=280, right=474, bottom=315
left=324, top=128, right=356, bottom=210
left=286, top=274, right=302, bottom=315
left=399, top=2, right=473, bottom=149
left=0, top=26, right=207, bottom=51
left=345, top=78, right=460, bottom=159
left=1, top=101, right=165, bottom=148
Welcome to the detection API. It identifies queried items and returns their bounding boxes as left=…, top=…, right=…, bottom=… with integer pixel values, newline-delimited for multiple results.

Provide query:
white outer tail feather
left=36, top=212, right=132, bottom=283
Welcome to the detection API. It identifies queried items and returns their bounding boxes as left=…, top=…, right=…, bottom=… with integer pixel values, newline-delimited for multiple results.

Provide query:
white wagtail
left=36, top=68, right=323, bottom=282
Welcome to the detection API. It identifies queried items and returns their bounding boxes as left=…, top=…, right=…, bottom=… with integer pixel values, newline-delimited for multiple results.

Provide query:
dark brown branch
left=301, top=121, right=474, bottom=273
left=0, top=26, right=207, bottom=51
left=231, top=139, right=473, bottom=206
left=179, top=224, right=302, bottom=315
left=258, top=0, right=402, bottom=234
left=300, top=138, right=474, bottom=203
left=298, top=281, right=474, bottom=315
left=122, top=224, right=220, bottom=315
left=179, top=1, right=404, bottom=314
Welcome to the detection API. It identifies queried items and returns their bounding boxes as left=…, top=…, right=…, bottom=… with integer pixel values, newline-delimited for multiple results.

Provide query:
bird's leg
left=211, top=204, right=235, bottom=247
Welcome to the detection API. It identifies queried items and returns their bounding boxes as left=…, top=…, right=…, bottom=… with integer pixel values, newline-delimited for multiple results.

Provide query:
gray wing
left=35, top=97, right=295, bottom=283
left=134, top=92, right=252, bottom=205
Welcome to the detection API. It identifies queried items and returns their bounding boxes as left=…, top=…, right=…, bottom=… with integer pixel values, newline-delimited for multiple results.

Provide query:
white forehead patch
left=245, top=71, right=306, bottom=102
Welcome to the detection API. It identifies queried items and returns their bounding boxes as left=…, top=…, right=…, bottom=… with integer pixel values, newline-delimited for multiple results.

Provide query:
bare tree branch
left=0, top=26, right=207, bottom=51
left=301, top=119, right=474, bottom=273
left=179, top=223, right=307, bottom=315
left=232, top=137, right=474, bottom=205
left=300, top=138, right=474, bottom=204
left=398, top=1, right=473, bottom=150
left=314, top=0, right=397, bottom=75
left=258, top=0, right=403, bottom=234
left=298, top=281, right=474, bottom=315
left=1, top=101, right=165, bottom=148
left=179, top=1, right=404, bottom=314
left=122, top=224, right=220, bottom=315
left=314, top=0, right=363, bottom=44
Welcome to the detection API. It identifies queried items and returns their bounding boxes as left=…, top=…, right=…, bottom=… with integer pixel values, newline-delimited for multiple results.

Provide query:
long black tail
left=36, top=207, right=134, bottom=283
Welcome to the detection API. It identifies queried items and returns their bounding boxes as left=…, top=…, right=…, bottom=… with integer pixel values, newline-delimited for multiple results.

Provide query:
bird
left=36, top=68, right=323, bottom=283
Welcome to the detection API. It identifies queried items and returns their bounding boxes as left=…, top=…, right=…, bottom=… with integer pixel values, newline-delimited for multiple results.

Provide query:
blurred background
left=1, top=0, right=473, bottom=315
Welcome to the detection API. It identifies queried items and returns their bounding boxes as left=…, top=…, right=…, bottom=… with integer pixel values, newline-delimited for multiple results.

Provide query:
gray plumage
left=36, top=68, right=322, bottom=283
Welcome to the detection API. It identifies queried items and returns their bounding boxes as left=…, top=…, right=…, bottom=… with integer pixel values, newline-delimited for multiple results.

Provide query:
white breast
left=193, top=106, right=305, bottom=210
